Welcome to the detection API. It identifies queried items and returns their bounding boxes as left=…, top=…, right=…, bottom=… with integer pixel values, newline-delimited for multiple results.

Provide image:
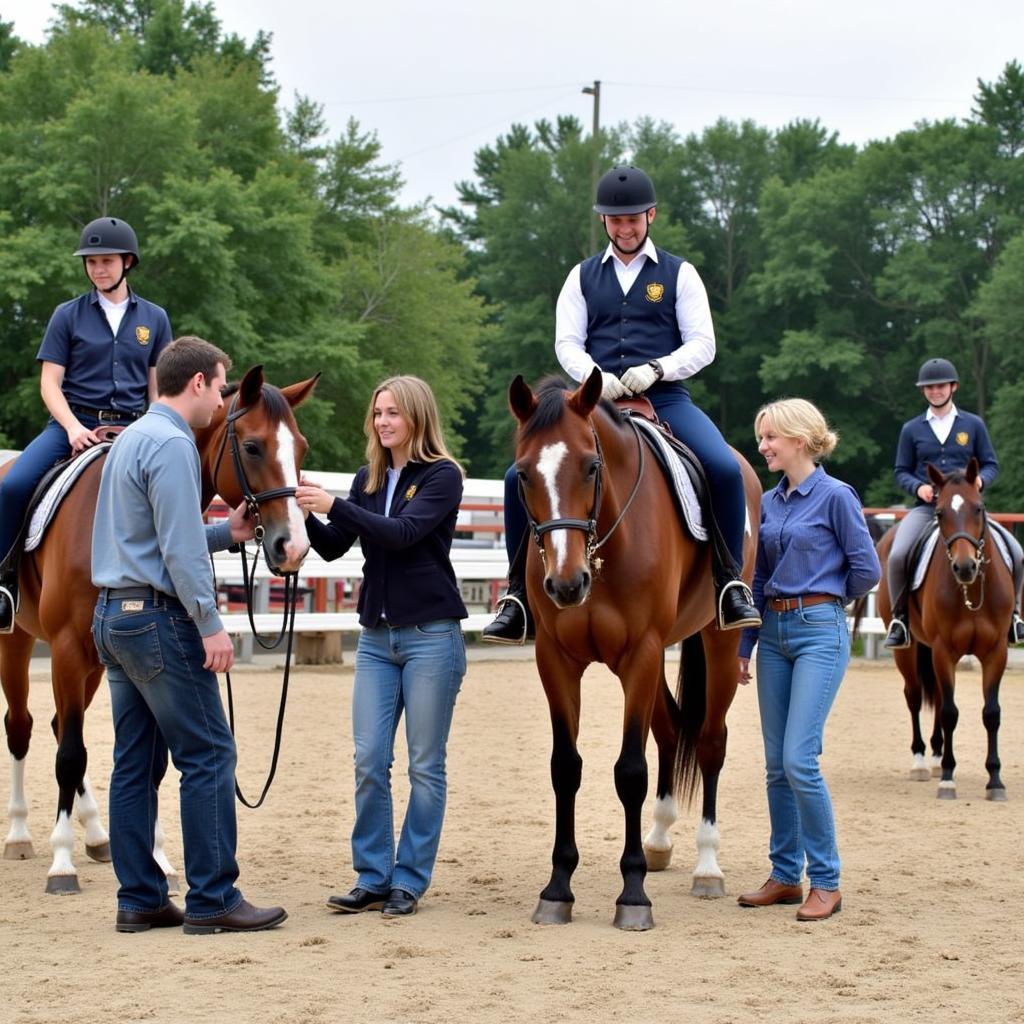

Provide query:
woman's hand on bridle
left=295, top=479, right=333, bottom=518
left=227, top=500, right=256, bottom=543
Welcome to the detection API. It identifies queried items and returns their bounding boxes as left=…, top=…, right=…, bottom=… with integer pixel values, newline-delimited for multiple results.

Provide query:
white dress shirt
left=553, top=238, right=717, bottom=384
left=926, top=404, right=958, bottom=444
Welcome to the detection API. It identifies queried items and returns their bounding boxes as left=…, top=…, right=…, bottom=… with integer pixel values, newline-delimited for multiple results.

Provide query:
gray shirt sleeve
left=148, top=436, right=224, bottom=636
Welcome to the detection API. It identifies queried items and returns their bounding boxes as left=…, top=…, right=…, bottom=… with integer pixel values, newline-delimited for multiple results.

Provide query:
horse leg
left=894, top=647, right=929, bottom=781
left=46, top=706, right=86, bottom=893
left=532, top=645, right=583, bottom=926
left=981, top=647, right=1008, bottom=801
left=689, top=630, right=737, bottom=899
left=73, top=666, right=111, bottom=863
left=153, top=817, right=180, bottom=894
left=642, top=667, right=679, bottom=872
left=930, top=647, right=959, bottom=800
left=2, top=628, right=36, bottom=860
left=917, top=645, right=944, bottom=777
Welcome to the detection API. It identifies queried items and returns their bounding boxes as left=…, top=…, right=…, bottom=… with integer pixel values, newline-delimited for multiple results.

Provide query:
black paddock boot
left=482, top=533, right=535, bottom=645
left=884, top=603, right=911, bottom=649
left=0, top=572, right=18, bottom=635
left=717, top=578, right=761, bottom=631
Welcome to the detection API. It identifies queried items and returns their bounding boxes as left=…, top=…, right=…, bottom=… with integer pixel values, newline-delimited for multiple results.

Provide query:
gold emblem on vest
left=136, top=325, right=151, bottom=344
left=645, top=282, right=665, bottom=303
left=955, top=431, right=969, bottom=446
left=405, top=484, right=418, bottom=501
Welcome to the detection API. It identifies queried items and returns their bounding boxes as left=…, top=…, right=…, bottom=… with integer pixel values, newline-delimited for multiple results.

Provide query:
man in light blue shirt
left=92, top=335, right=287, bottom=935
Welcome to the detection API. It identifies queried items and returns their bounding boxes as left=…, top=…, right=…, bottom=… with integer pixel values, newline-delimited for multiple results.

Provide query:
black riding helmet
left=916, top=358, right=959, bottom=387
left=593, top=166, right=657, bottom=215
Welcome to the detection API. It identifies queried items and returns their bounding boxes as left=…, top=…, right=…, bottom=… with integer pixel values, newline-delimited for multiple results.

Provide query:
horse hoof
left=45, top=874, right=81, bottom=895
left=86, top=841, right=112, bottom=863
left=909, top=768, right=931, bottom=782
left=613, top=904, right=654, bottom=931
left=691, top=877, right=726, bottom=898
left=644, top=844, right=673, bottom=871
left=532, top=899, right=573, bottom=925
left=930, top=762, right=943, bottom=778
left=937, top=783, right=957, bottom=800
left=3, top=840, right=35, bottom=860
left=986, top=788, right=1008, bottom=802
left=165, top=872, right=181, bottom=895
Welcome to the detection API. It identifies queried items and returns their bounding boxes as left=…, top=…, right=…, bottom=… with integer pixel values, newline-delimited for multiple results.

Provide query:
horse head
left=509, top=369, right=605, bottom=609
left=200, top=364, right=321, bottom=574
left=928, top=457, right=986, bottom=585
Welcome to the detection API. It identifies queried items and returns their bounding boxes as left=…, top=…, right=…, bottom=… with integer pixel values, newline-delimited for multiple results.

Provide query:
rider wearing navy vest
left=884, top=357, right=1024, bottom=648
left=482, top=165, right=760, bottom=643
left=0, top=218, right=171, bottom=633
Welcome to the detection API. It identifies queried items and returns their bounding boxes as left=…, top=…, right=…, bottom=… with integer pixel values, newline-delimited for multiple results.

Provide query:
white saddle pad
left=630, top=417, right=707, bottom=542
left=911, top=525, right=1012, bottom=591
left=24, top=445, right=110, bottom=552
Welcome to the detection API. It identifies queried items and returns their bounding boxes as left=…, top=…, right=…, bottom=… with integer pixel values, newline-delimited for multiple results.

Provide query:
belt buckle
left=97, top=409, right=115, bottom=423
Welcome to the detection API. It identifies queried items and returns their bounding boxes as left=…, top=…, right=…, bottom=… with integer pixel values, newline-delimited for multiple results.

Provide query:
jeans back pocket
left=109, top=620, right=165, bottom=685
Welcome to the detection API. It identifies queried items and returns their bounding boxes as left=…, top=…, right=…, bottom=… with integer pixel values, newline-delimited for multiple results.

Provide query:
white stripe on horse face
left=276, top=421, right=309, bottom=560
left=537, top=441, right=569, bottom=572
left=950, top=494, right=964, bottom=513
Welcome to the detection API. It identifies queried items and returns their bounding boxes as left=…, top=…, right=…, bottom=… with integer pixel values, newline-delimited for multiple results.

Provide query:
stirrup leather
left=717, top=580, right=761, bottom=631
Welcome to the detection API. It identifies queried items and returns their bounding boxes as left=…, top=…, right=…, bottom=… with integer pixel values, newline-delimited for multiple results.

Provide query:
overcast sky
left=12, top=1, right=1024, bottom=210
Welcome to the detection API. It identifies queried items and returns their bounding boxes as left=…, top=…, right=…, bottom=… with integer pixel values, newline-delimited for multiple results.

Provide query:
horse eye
left=243, top=440, right=261, bottom=457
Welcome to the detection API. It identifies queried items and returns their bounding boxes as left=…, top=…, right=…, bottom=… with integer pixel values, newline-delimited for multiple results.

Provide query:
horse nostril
left=544, top=577, right=556, bottom=598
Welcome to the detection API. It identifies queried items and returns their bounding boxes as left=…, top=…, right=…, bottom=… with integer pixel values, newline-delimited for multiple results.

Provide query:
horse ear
left=964, top=456, right=979, bottom=484
left=509, top=375, right=537, bottom=423
left=569, top=366, right=603, bottom=417
left=280, top=372, right=321, bottom=409
left=239, top=364, right=265, bottom=406
left=926, top=463, right=945, bottom=489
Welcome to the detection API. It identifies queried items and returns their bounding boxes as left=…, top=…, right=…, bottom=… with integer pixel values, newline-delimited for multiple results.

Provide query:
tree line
left=2, top=3, right=1022, bottom=509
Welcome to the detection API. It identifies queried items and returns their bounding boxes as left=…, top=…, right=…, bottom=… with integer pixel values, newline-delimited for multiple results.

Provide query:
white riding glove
left=600, top=372, right=627, bottom=401
left=620, top=361, right=661, bottom=395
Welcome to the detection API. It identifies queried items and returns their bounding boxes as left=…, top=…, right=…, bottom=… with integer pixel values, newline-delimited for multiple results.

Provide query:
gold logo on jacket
left=136, top=325, right=151, bottom=344
left=955, top=431, right=969, bottom=446
left=645, top=282, right=665, bottom=303
left=405, top=484, right=418, bottom=501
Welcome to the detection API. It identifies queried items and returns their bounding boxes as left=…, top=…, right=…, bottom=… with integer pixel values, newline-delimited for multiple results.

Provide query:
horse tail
left=673, top=631, right=707, bottom=806
left=849, top=595, right=868, bottom=639
left=916, top=642, right=938, bottom=708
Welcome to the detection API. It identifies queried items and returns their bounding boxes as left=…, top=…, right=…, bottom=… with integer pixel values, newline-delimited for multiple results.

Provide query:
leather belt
left=69, top=404, right=142, bottom=423
left=768, top=593, right=838, bottom=612
left=101, top=586, right=164, bottom=601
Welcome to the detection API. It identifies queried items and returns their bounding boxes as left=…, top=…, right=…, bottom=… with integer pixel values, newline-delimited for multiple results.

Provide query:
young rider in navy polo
left=483, top=165, right=759, bottom=644
left=884, top=358, right=1024, bottom=648
left=0, top=218, right=172, bottom=633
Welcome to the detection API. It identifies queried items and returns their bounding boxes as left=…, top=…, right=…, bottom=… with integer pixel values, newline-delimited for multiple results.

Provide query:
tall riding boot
left=481, top=532, right=535, bottom=645
left=0, top=569, right=19, bottom=635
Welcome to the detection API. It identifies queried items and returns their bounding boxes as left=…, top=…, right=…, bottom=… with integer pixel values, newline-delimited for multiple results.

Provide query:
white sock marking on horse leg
left=152, top=817, right=177, bottom=877
left=643, top=794, right=678, bottom=852
left=276, top=422, right=309, bottom=565
left=75, top=772, right=108, bottom=848
left=537, top=442, right=569, bottom=572
left=48, top=810, right=77, bottom=878
left=693, top=817, right=724, bottom=882
left=6, top=756, right=32, bottom=846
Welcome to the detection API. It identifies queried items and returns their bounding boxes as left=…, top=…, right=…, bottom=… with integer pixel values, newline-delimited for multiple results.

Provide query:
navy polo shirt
left=36, top=289, right=172, bottom=413
left=893, top=410, right=998, bottom=504
left=580, top=245, right=683, bottom=391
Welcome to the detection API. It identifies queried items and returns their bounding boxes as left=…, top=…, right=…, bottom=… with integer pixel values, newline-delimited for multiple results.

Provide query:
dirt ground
left=2, top=652, right=1023, bottom=1024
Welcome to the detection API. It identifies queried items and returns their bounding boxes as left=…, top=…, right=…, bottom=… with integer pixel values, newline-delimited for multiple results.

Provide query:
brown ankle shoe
left=796, top=888, right=842, bottom=921
left=737, top=878, right=804, bottom=907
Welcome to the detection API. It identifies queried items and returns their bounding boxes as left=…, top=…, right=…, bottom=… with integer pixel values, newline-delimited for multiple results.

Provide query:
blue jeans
left=92, top=589, right=242, bottom=917
left=755, top=600, right=849, bottom=891
left=351, top=619, right=466, bottom=898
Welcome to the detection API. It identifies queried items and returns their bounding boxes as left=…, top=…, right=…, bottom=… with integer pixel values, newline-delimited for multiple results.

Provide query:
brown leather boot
left=796, top=888, right=842, bottom=921
left=737, top=878, right=804, bottom=907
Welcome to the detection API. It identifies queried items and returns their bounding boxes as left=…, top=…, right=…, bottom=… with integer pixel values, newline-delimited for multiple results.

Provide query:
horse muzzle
left=544, top=569, right=592, bottom=609
left=952, top=557, right=980, bottom=585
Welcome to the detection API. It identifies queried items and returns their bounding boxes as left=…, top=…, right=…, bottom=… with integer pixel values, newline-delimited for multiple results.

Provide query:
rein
left=522, top=415, right=646, bottom=572
left=211, top=391, right=302, bottom=809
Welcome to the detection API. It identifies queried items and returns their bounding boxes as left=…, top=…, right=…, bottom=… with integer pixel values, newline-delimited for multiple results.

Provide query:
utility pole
left=582, top=80, right=601, bottom=253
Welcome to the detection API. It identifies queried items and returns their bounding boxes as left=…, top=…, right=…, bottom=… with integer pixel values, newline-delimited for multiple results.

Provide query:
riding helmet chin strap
left=84, top=254, right=131, bottom=294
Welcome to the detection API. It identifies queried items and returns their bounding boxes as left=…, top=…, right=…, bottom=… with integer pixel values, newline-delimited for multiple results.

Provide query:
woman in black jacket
left=295, top=376, right=467, bottom=918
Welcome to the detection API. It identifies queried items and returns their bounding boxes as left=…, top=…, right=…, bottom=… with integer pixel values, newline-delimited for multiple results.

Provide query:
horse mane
left=221, top=381, right=292, bottom=424
left=518, top=375, right=623, bottom=441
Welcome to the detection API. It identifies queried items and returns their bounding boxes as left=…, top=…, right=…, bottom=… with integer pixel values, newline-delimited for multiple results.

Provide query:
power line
left=606, top=80, right=965, bottom=105
left=320, top=82, right=582, bottom=107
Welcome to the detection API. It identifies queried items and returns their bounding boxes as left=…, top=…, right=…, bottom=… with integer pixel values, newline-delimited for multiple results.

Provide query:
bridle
left=211, top=389, right=303, bottom=808
left=520, top=415, right=646, bottom=573
left=937, top=495, right=989, bottom=610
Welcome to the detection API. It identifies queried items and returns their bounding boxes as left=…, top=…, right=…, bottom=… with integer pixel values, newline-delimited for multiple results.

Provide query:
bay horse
left=509, top=370, right=760, bottom=930
left=875, top=458, right=1014, bottom=800
left=1, top=364, right=319, bottom=893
